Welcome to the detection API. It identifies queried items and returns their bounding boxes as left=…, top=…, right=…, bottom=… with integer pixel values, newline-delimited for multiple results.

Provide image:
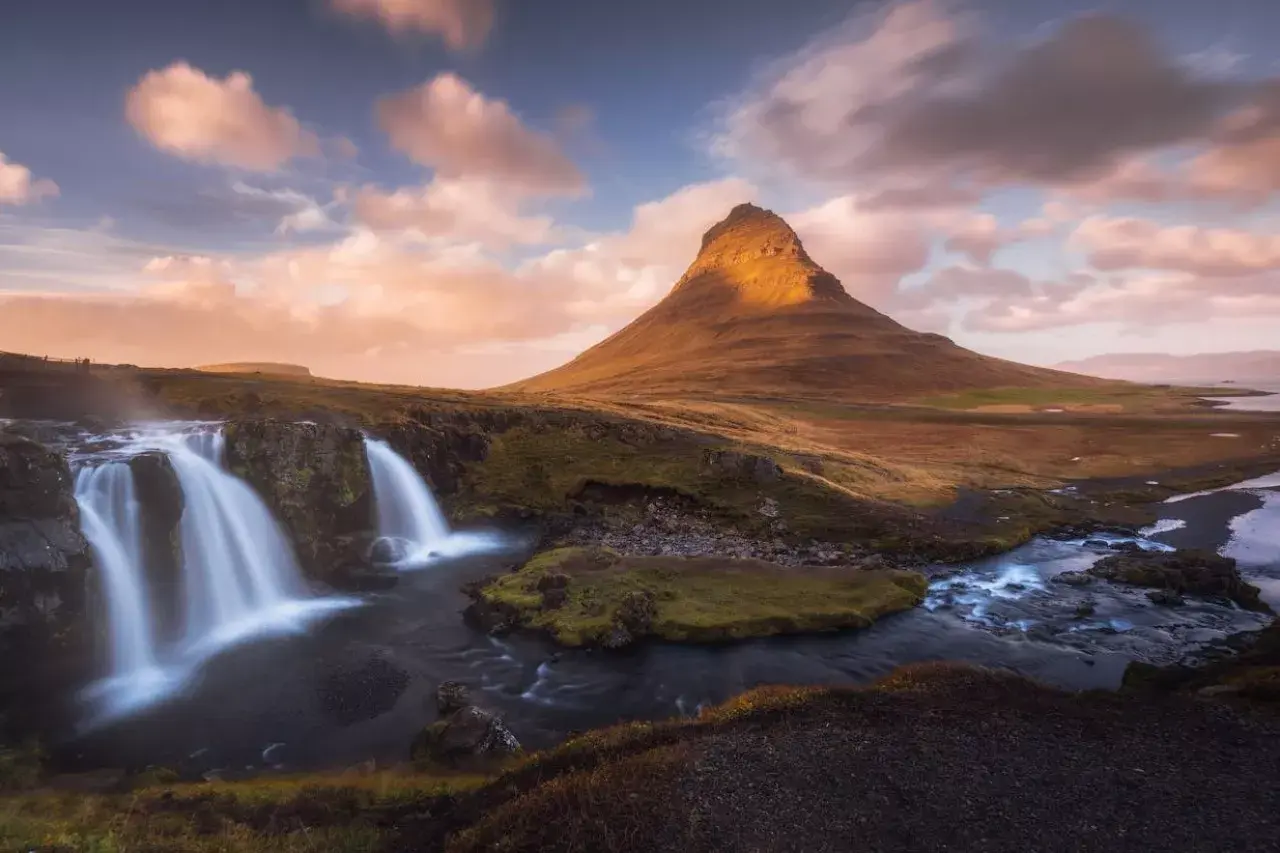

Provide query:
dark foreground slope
left=444, top=664, right=1280, bottom=853
left=7, top=664, right=1280, bottom=852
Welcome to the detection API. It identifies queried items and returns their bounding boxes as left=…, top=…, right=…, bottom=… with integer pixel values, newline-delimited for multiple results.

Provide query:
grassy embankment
left=468, top=546, right=927, bottom=646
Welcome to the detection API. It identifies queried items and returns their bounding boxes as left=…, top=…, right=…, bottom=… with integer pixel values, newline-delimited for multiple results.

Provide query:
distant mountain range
left=508, top=204, right=1103, bottom=401
left=1055, top=352, right=1280, bottom=386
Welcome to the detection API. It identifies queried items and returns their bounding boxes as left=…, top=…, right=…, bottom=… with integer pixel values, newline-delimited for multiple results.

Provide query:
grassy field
left=471, top=547, right=927, bottom=646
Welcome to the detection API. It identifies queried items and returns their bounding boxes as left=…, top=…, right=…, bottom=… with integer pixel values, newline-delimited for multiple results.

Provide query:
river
left=56, top=460, right=1280, bottom=779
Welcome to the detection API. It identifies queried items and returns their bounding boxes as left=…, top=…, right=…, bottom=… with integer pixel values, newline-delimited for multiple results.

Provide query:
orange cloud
left=126, top=62, right=320, bottom=171
left=0, top=152, right=59, bottom=205
left=330, top=0, right=494, bottom=50
left=376, top=74, right=585, bottom=195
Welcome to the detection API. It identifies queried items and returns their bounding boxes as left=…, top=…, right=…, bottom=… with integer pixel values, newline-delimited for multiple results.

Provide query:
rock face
left=127, top=452, right=184, bottom=643
left=700, top=449, right=781, bottom=484
left=411, top=682, right=521, bottom=767
left=378, top=411, right=492, bottom=497
left=222, top=420, right=372, bottom=589
left=0, top=432, right=93, bottom=733
left=1088, top=549, right=1269, bottom=611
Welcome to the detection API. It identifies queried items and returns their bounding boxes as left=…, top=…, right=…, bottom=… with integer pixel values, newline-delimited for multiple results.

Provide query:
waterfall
left=364, top=437, right=451, bottom=564
left=73, top=424, right=356, bottom=726
left=74, top=463, right=159, bottom=682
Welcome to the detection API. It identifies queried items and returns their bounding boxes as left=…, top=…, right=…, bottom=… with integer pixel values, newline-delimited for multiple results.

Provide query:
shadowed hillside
left=197, top=362, right=313, bottom=377
left=508, top=204, right=1107, bottom=402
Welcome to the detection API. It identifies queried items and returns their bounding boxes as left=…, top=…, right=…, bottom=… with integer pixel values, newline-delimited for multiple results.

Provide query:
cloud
left=351, top=178, right=555, bottom=247
left=229, top=182, right=338, bottom=235
left=717, top=1, right=1234, bottom=192
left=0, top=152, right=59, bottom=205
left=376, top=74, right=585, bottom=194
left=126, top=62, right=320, bottom=171
left=1072, top=216, right=1280, bottom=277
left=330, top=0, right=494, bottom=50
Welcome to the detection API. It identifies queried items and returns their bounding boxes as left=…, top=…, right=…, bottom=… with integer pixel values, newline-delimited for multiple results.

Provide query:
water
left=1203, top=383, right=1280, bottom=412
left=72, top=424, right=357, bottom=726
left=74, top=463, right=162, bottom=691
left=363, top=436, right=505, bottom=567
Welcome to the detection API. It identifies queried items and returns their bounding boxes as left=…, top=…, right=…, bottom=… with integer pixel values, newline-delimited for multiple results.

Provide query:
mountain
left=508, top=204, right=1102, bottom=401
left=1056, top=352, right=1280, bottom=386
left=196, top=362, right=312, bottom=377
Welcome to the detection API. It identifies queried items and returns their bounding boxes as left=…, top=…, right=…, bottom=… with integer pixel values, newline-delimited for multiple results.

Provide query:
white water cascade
left=73, top=424, right=356, bottom=726
left=363, top=436, right=506, bottom=567
left=74, top=463, right=162, bottom=695
left=364, top=437, right=451, bottom=564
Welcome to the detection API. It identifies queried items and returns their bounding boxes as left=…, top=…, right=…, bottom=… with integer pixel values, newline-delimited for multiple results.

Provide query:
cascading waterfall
left=74, top=463, right=161, bottom=688
left=364, top=437, right=452, bottom=565
left=74, top=424, right=356, bottom=725
left=167, top=432, right=306, bottom=647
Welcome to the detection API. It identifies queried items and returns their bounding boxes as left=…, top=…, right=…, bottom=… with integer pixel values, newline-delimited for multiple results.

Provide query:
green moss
left=475, top=546, right=926, bottom=647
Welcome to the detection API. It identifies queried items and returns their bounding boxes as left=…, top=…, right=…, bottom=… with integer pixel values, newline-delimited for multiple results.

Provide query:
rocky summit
left=509, top=203, right=1104, bottom=401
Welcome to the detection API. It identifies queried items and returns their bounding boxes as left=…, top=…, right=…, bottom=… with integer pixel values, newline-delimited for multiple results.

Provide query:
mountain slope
left=1057, top=351, right=1280, bottom=385
left=508, top=204, right=1103, bottom=401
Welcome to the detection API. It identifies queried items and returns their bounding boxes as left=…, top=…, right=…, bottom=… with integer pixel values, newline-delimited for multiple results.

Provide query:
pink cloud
left=1072, top=216, right=1280, bottom=277
left=0, top=152, right=58, bottom=205
left=352, top=178, right=556, bottom=248
left=330, top=0, right=494, bottom=50
left=377, top=74, right=585, bottom=195
left=126, top=62, right=320, bottom=171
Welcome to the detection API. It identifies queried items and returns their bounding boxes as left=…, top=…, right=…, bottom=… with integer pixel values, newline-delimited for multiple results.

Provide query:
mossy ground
left=0, top=770, right=486, bottom=852
left=473, top=547, right=927, bottom=646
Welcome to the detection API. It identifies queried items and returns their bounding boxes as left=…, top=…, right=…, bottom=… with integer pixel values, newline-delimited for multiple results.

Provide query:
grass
left=0, top=770, right=487, bottom=853
left=912, top=385, right=1216, bottom=413
left=471, top=546, right=928, bottom=647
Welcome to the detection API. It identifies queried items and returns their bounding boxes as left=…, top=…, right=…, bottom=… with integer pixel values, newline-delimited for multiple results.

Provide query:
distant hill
left=1056, top=352, right=1280, bottom=386
left=507, top=204, right=1104, bottom=401
left=196, top=362, right=312, bottom=377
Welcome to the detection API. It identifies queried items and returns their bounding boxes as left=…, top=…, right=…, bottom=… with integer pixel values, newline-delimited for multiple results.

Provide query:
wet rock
left=412, top=704, right=521, bottom=767
left=1052, top=571, right=1093, bottom=587
left=1146, top=589, right=1186, bottom=608
left=127, top=452, right=184, bottom=643
left=1074, top=599, right=1097, bottom=619
left=436, top=681, right=471, bottom=716
left=0, top=433, right=93, bottom=732
left=1083, top=539, right=1110, bottom=549
left=223, top=419, right=371, bottom=589
left=1089, top=550, right=1269, bottom=612
left=317, top=651, right=410, bottom=725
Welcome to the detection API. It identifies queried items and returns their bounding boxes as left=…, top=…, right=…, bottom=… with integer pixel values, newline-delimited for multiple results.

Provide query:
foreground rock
left=411, top=681, right=521, bottom=768
left=1125, top=619, right=1280, bottom=703
left=0, top=432, right=93, bottom=734
left=464, top=546, right=927, bottom=648
left=222, top=419, right=373, bottom=589
left=1087, top=549, right=1269, bottom=611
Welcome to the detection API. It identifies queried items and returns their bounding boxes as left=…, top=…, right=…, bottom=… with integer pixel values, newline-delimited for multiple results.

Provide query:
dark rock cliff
left=222, top=420, right=373, bottom=589
left=0, top=432, right=94, bottom=735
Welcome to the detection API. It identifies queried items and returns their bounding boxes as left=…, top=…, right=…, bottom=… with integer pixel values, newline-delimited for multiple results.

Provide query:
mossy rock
left=465, top=546, right=927, bottom=648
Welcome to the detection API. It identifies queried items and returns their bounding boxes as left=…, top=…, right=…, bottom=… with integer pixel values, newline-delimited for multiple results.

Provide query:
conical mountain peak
left=674, top=203, right=847, bottom=306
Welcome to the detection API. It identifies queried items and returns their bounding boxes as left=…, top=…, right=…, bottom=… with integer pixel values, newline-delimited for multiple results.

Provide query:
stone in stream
left=412, top=682, right=521, bottom=767
left=1088, top=549, right=1269, bottom=612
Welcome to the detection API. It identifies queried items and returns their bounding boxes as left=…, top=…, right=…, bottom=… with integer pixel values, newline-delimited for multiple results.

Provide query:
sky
left=2, top=0, right=1279, bottom=388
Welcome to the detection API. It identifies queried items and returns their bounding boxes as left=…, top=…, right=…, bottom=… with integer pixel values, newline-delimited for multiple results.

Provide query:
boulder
left=1052, top=571, right=1093, bottom=587
left=1146, top=589, right=1186, bottom=608
left=1088, top=549, right=1269, bottom=611
left=0, top=433, right=93, bottom=735
left=412, top=687, right=521, bottom=767
left=222, top=420, right=371, bottom=589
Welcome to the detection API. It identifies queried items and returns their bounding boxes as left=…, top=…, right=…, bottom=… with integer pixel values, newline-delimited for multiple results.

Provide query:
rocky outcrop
left=700, top=449, right=782, bottom=484
left=223, top=420, right=372, bottom=589
left=378, top=411, right=492, bottom=497
left=411, top=682, right=521, bottom=768
left=0, top=432, right=93, bottom=734
left=127, top=452, right=184, bottom=643
left=1088, top=549, right=1269, bottom=611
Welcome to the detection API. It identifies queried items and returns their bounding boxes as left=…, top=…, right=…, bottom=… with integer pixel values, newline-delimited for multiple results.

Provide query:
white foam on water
left=1139, top=518, right=1187, bottom=537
